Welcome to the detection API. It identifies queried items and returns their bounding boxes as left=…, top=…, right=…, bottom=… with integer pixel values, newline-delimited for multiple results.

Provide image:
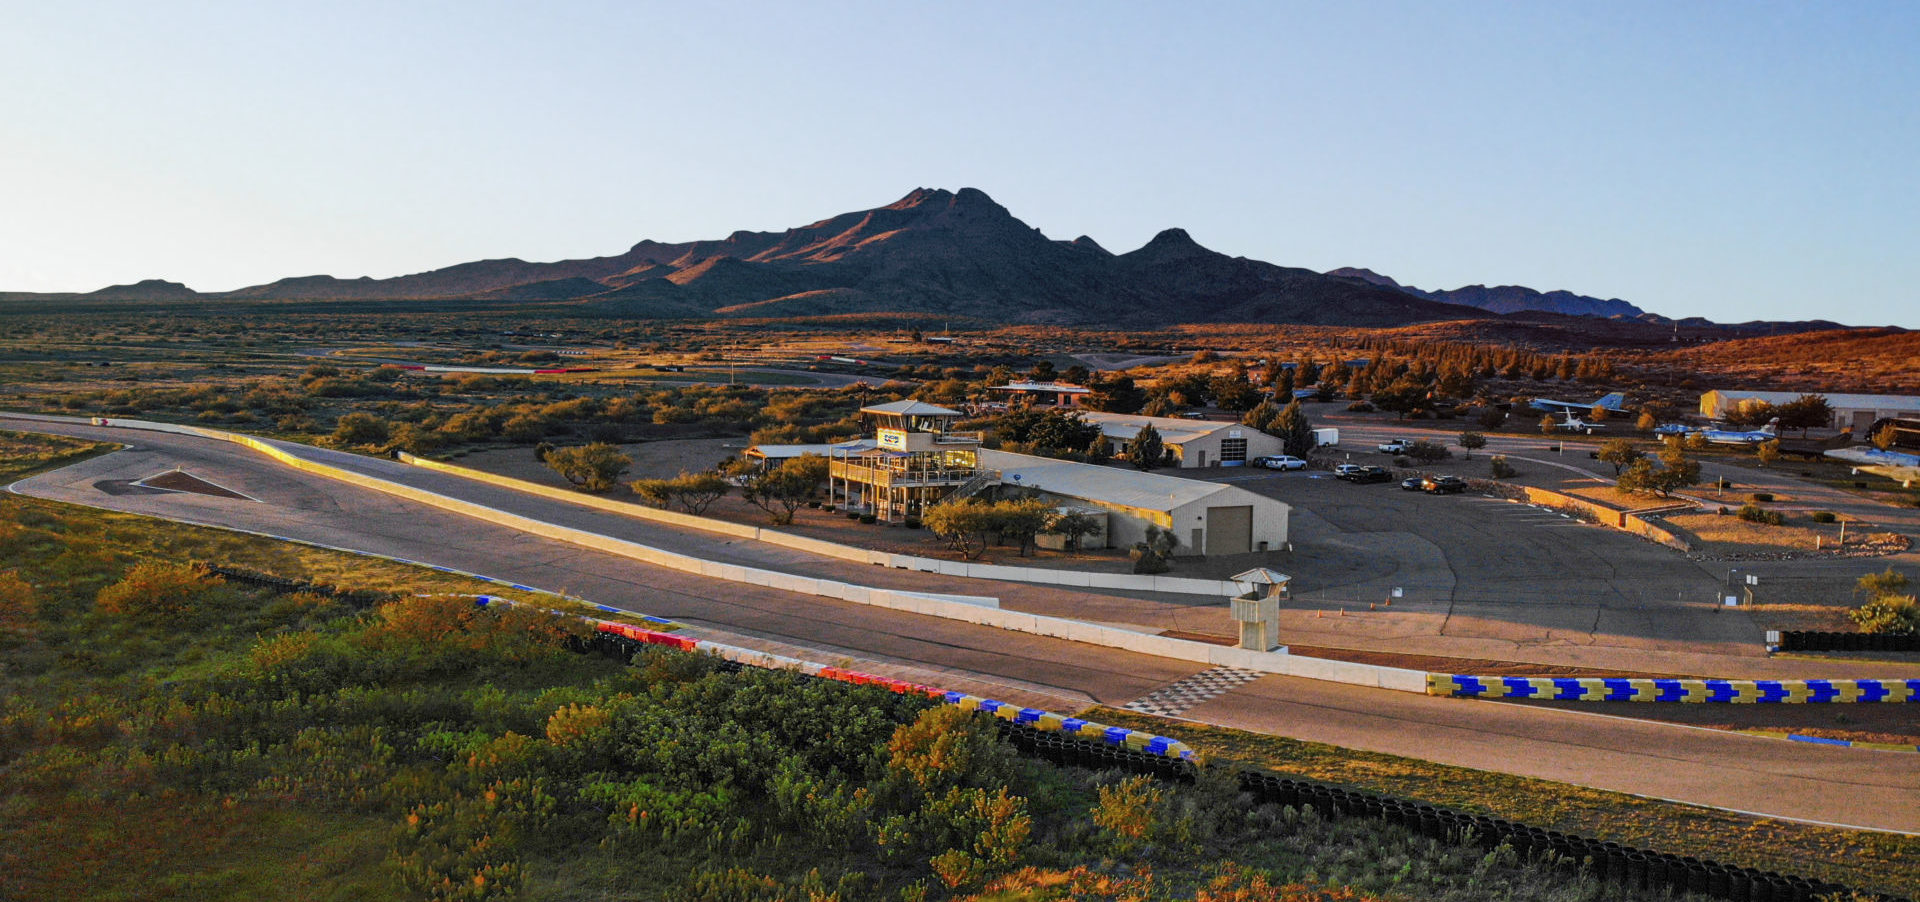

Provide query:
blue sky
left=3, top=2, right=1915, bottom=326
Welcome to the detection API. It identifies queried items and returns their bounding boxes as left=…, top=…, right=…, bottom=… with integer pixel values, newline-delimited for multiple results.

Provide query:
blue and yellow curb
left=1428, top=672, right=1920, bottom=703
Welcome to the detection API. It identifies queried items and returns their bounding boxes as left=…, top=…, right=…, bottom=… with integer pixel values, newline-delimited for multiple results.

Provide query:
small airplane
left=1530, top=392, right=1628, bottom=417
left=1554, top=413, right=1607, bottom=434
left=1696, top=419, right=1779, bottom=446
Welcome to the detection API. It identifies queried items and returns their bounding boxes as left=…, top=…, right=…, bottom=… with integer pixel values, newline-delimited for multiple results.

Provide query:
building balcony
left=830, top=458, right=979, bottom=488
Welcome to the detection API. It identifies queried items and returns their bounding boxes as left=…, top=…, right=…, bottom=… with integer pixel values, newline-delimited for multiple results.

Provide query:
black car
left=1338, top=465, right=1394, bottom=484
left=1421, top=475, right=1467, bottom=494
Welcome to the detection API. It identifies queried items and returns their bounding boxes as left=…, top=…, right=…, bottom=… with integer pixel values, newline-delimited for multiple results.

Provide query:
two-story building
left=824, top=400, right=986, bottom=522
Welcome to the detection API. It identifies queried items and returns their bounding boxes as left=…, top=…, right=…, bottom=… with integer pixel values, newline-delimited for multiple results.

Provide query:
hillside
left=1327, top=267, right=1646, bottom=319
left=2, top=188, right=1488, bottom=328
left=1630, top=327, right=1920, bottom=393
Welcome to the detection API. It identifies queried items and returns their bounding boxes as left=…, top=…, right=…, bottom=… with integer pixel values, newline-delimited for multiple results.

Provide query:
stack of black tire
left=994, top=722, right=1904, bottom=902
left=199, top=563, right=393, bottom=609
left=1777, top=630, right=1918, bottom=653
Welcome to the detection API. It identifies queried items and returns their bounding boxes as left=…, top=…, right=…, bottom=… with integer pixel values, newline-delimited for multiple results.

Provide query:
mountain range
left=5, top=187, right=1681, bottom=327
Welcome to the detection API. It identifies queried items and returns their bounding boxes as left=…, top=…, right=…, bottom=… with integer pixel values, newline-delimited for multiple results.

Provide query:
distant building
left=1699, top=390, right=1920, bottom=436
left=980, top=450, right=1289, bottom=554
left=744, top=401, right=1293, bottom=553
left=991, top=381, right=1093, bottom=407
left=1076, top=411, right=1285, bottom=468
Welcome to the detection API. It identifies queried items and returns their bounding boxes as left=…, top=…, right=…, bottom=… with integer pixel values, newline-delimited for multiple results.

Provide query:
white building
left=1076, top=411, right=1285, bottom=468
left=1699, top=390, right=1920, bottom=436
left=979, top=449, right=1289, bottom=555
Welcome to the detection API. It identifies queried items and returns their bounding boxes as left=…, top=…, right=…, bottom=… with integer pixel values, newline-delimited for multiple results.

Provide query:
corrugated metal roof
left=993, top=382, right=1092, bottom=393
left=1076, top=411, right=1234, bottom=445
left=978, top=449, right=1232, bottom=511
left=1707, top=390, right=1920, bottom=409
left=860, top=399, right=963, bottom=416
left=746, top=439, right=876, bottom=459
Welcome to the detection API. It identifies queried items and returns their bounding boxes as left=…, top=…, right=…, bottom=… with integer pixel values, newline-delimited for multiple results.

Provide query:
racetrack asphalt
left=6, top=412, right=1920, bottom=833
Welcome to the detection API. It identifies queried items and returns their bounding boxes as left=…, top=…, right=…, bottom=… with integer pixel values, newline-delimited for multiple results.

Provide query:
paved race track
left=6, top=413, right=1919, bottom=833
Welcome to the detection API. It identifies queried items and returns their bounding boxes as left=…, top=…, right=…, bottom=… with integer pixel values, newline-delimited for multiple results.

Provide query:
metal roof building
left=979, top=449, right=1289, bottom=555
left=1076, top=411, right=1286, bottom=468
left=1700, top=390, right=1920, bottom=435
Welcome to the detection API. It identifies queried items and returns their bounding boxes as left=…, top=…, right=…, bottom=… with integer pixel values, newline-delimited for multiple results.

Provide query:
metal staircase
left=942, top=469, right=1001, bottom=503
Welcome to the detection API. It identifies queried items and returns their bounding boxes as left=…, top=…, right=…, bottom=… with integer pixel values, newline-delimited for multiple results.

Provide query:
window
left=1220, top=438, right=1247, bottom=462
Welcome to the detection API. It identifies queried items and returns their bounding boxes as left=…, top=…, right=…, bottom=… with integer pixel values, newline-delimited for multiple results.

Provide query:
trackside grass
left=1093, top=707, right=1919, bottom=896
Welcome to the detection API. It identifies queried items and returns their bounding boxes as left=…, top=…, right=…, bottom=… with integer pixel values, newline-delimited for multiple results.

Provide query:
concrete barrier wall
left=399, top=452, right=1245, bottom=597
left=1428, top=672, right=1920, bottom=703
left=1506, top=485, right=1692, bottom=552
left=47, top=416, right=1436, bottom=696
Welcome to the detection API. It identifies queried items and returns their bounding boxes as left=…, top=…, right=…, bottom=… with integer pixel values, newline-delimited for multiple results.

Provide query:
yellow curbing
left=1430, top=672, right=1920, bottom=704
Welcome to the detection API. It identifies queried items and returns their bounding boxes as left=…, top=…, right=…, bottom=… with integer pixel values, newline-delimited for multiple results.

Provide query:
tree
left=1476, top=407, right=1508, bottom=431
left=1241, top=399, right=1280, bottom=431
left=1207, top=371, right=1261, bottom=412
left=1044, top=510, right=1103, bottom=552
left=1458, top=431, right=1486, bottom=459
left=1061, top=365, right=1090, bottom=386
left=1588, top=404, right=1610, bottom=422
left=631, top=470, right=730, bottom=514
left=1370, top=378, right=1427, bottom=419
left=1027, top=360, right=1057, bottom=383
left=741, top=455, right=825, bottom=524
left=1635, top=410, right=1658, bottom=432
left=1620, top=443, right=1700, bottom=498
left=1777, top=394, right=1833, bottom=436
left=544, top=443, right=631, bottom=493
left=1130, top=526, right=1179, bottom=574
left=923, top=501, right=996, bottom=560
left=1124, top=424, right=1166, bottom=471
left=1597, top=438, right=1642, bottom=476
left=1270, top=401, right=1315, bottom=457
left=1755, top=439, right=1780, bottom=468
left=991, top=498, right=1054, bottom=557
left=1538, top=414, right=1558, bottom=435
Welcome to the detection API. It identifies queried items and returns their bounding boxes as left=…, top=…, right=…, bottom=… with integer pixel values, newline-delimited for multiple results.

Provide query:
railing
left=829, top=458, right=979, bottom=488
left=933, top=431, right=984, bottom=444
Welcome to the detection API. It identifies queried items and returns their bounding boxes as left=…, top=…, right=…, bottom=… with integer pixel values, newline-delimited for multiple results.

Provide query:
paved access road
left=6, top=413, right=1920, bottom=833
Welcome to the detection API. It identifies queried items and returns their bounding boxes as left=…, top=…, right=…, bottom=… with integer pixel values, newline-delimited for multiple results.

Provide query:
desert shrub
left=1736, top=504, right=1784, bottom=526
left=329, top=412, right=391, bottom=447
left=95, top=561, right=223, bottom=619
left=1488, top=456, right=1516, bottom=478
left=0, top=571, right=37, bottom=638
left=1810, top=511, right=1838, bottom=523
left=1751, top=492, right=1775, bottom=503
left=1403, top=440, right=1449, bottom=462
left=1850, top=595, right=1920, bottom=635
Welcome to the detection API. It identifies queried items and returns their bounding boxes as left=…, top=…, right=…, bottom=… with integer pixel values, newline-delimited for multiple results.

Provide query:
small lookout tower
left=1228, top=567, right=1290, bottom=652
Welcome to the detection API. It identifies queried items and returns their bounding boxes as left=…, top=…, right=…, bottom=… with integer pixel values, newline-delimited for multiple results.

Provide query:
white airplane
left=1697, top=419, right=1779, bottom=446
left=1554, top=413, right=1607, bottom=434
left=1530, top=392, right=1628, bottom=417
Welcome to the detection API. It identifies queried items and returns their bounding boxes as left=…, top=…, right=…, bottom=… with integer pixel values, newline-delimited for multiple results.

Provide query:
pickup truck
left=1377, top=439, right=1408, bottom=454
left=1337, top=465, right=1394, bottom=484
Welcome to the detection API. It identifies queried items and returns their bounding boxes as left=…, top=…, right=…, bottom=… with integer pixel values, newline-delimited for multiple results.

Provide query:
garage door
left=1204, top=505, right=1252, bottom=555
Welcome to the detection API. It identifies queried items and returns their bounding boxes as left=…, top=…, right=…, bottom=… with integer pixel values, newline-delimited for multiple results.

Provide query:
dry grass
left=1661, top=511, right=1856, bottom=554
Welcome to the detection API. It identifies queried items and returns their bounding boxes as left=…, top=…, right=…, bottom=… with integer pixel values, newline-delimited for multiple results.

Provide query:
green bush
left=1488, top=456, right=1516, bottom=479
left=1736, top=504, right=1784, bottom=526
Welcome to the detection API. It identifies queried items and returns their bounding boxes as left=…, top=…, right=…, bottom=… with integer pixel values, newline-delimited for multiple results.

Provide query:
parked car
left=1334, top=463, right=1367, bottom=478
left=1257, top=454, right=1307, bottom=470
left=1399, top=476, right=1425, bottom=491
left=1421, top=475, right=1468, bottom=494
left=1377, top=439, right=1409, bottom=454
left=1338, top=465, right=1394, bottom=483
